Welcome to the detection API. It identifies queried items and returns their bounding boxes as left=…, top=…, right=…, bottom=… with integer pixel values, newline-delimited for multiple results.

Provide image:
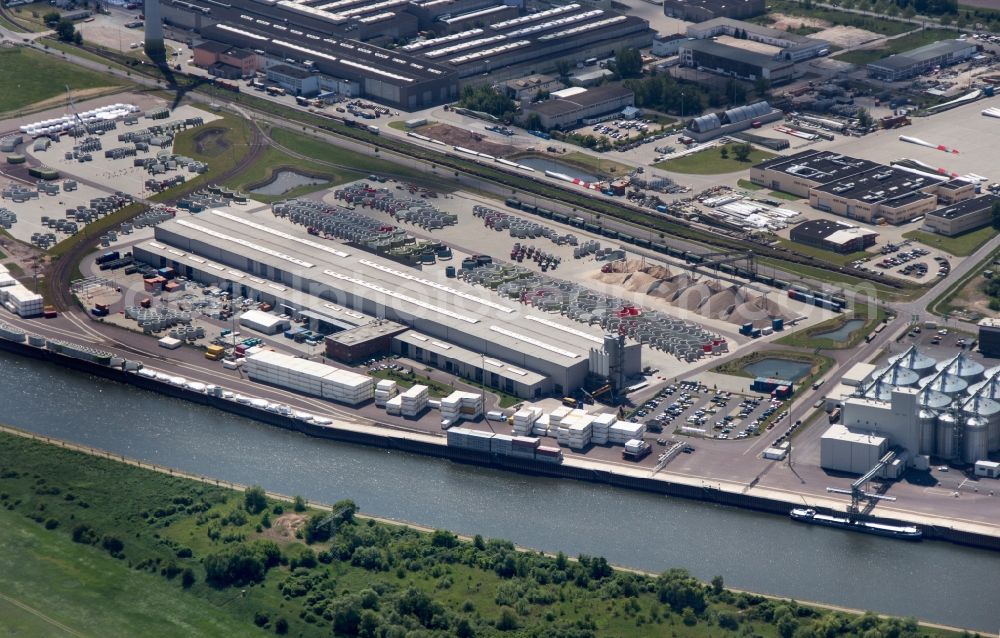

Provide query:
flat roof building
left=663, top=0, right=765, bottom=23
left=523, top=84, right=634, bottom=130
left=679, top=39, right=795, bottom=83
left=266, top=64, right=321, bottom=96
left=790, top=218, right=878, bottom=254
left=686, top=18, right=829, bottom=61
left=867, top=39, right=977, bottom=81
left=751, top=150, right=950, bottom=225
left=922, top=194, right=1000, bottom=237
left=133, top=207, right=644, bottom=397
left=979, top=318, right=1000, bottom=358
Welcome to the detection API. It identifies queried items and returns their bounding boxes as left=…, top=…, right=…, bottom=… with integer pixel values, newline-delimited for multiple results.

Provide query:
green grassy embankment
left=0, top=47, right=122, bottom=114
left=903, top=226, right=998, bottom=257
left=0, top=427, right=951, bottom=638
left=655, top=144, right=776, bottom=175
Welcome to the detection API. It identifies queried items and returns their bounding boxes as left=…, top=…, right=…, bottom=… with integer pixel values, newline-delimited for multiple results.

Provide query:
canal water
left=814, top=319, right=866, bottom=342
left=1, top=350, right=998, bottom=631
left=250, top=170, right=328, bottom=196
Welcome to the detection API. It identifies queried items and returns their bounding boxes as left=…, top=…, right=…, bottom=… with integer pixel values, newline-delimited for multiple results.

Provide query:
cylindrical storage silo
left=919, top=409, right=938, bottom=456
left=889, top=346, right=937, bottom=375
left=963, top=417, right=990, bottom=464
left=936, top=353, right=985, bottom=383
left=872, top=364, right=919, bottom=387
left=936, top=412, right=958, bottom=461
left=919, top=372, right=968, bottom=397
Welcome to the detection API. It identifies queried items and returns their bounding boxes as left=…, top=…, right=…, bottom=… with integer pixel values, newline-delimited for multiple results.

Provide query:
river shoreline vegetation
left=0, top=429, right=966, bottom=637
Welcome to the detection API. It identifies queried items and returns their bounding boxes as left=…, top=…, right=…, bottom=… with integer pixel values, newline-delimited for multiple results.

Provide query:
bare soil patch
left=814, top=25, right=884, bottom=49
left=422, top=123, right=517, bottom=157
left=767, top=12, right=830, bottom=30
left=193, top=127, right=231, bottom=157
left=259, top=513, right=308, bottom=543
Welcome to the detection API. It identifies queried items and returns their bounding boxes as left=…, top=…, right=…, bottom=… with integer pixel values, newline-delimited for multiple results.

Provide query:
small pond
left=515, top=156, right=602, bottom=182
left=250, top=170, right=328, bottom=196
left=813, top=318, right=865, bottom=342
left=743, top=358, right=813, bottom=382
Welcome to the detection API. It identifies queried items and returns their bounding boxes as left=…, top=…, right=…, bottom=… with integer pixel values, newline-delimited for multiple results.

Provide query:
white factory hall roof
left=150, top=209, right=616, bottom=363
left=395, top=329, right=547, bottom=386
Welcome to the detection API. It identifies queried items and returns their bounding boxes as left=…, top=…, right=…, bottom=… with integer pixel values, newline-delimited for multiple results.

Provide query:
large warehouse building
left=132, top=208, right=644, bottom=399
left=164, top=0, right=653, bottom=108
left=685, top=18, right=829, bottom=62
left=684, top=100, right=782, bottom=142
left=663, top=0, right=765, bottom=23
left=921, top=194, right=1000, bottom=237
left=749, top=150, right=975, bottom=225
left=679, top=39, right=796, bottom=84
left=522, top=85, right=635, bottom=130
left=790, top=219, right=878, bottom=254
left=867, top=39, right=977, bottom=81
left=821, top=347, right=1000, bottom=474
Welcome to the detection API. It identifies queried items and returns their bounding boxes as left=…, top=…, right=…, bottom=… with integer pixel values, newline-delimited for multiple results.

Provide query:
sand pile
left=675, top=282, right=718, bottom=312
left=623, top=271, right=660, bottom=293
left=730, top=296, right=786, bottom=325
left=702, top=285, right=747, bottom=320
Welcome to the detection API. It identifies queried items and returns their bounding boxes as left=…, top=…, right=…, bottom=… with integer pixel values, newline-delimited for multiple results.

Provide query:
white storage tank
left=963, top=417, right=990, bottom=464
left=888, top=346, right=937, bottom=375
left=919, top=409, right=938, bottom=456
left=871, top=364, right=919, bottom=387
left=935, top=353, right=985, bottom=383
left=919, top=372, right=968, bottom=397
left=936, top=412, right=958, bottom=461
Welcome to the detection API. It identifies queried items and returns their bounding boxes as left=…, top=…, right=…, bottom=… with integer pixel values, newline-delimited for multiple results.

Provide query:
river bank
left=1, top=343, right=1000, bottom=630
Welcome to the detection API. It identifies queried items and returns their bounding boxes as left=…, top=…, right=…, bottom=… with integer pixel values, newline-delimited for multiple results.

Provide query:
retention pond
left=250, top=170, right=328, bottom=196
left=742, top=357, right=813, bottom=382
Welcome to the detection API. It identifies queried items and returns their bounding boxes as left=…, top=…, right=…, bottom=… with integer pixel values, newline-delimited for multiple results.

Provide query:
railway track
left=47, top=107, right=266, bottom=311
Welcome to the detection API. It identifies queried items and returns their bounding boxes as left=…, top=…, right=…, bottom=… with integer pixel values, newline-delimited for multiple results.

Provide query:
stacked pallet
left=374, top=379, right=398, bottom=407
left=400, top=384, right=429, bottom=417
left=244, top=350, right=373, bottom=405
left=609, top=421, right=645, bottom=445
left=591, top=412, right=616, bottom=445
left=512, top=407, right=543, bottom=436
left=440, top=391, right=483, bottom=425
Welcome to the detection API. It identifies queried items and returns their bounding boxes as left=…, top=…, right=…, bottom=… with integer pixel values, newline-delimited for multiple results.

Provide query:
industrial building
left=867, top=39, right=978, bottom=81
left=921, top=195, right=1000, bottom=237
left=678, top=39, right=796, bottom=84
left=266, top=64, right=321, bottom=97
left=821, top=347, right=1000, bottom=475
left=978, top=318, right=1000, bottom=358
left=160, top=0, right=653, bottom=109
left=522, top=85, right=635, bottom=130
left=750, top=150, right=969, bottom=225
left=132, top=208, right=645, bottom=399
left=652, top=33, right=690, bottom=57
left=324, top=320, right=407, bottom=363
left=684, top=100, right=783, bottom=142
left=663, top=0, right=765, bottom=23
left=789, top=219, right=878, bottom=254
left=191, top=41, right=263, bottom=78
left=685, top=18, right=830, bottom=62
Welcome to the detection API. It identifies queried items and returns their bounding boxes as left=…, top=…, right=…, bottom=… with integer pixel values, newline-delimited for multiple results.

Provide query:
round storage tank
left=919, top=372, right=968, bottom=396
left=963, top=417, right=990, bottom=464
left=936, top=413, right=958, bottom=461
left=919, top=409, right=938, bottom=456
left=918, top=388, right=951, bottom=410
left=936, top=353, right=985, bottom=382
left=889, top=347, right=937, bottom=374
left=962, top=395, right=1000, bottom=453
left=872, top=365, right=919, bottom=387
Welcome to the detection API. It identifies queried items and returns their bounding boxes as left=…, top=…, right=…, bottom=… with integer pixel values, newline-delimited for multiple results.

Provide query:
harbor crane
left=826, top=450, right=898, bottom=519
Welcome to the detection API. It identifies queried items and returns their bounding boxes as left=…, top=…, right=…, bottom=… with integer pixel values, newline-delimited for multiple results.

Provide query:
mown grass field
left=903, top=226, right=998, bottom=257
left=656, top=145, right=776, bottom=175
left=775, top=238, right=870, bottom=267
left=0, top=47, right=121, bottom=114
left=0, top=429, right=949, bottom=638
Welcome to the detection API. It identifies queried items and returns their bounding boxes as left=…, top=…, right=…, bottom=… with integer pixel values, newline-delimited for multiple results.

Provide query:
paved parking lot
left=631, top=379, right=792, bottom=448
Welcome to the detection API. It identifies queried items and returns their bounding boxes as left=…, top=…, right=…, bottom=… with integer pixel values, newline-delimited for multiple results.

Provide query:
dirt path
left=0, top=591, right=87, bottom=637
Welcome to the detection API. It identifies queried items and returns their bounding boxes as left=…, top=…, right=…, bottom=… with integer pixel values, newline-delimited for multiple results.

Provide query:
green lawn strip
left=775, top=306, right=888, bottom=349
left=737, top=179, right=763, bottom=191
left=655, top=145, right=776, bottom=175
left=757, top=256, right=917, bottom=301
left=902, top=226, right=997, bottom=257
left=560, top=151, right=634, bottom=177
left=834, top=28, right=958, bottom=65
left=268, top=126, right=438, bottom=186
left=767, top=190, right=801, bottom=201
left=39, top=37, right=137, bottom=73
left=0, top=429, right=952, bottom=638
left=774, top=238, right=870, bottom=267
left=0, top=47, right=122, bottom=114
left=3, top=2, right=51, bottom=31
left=387, top=120, right=414, bottom=131
left=367, top=366, right=521, bottom=408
